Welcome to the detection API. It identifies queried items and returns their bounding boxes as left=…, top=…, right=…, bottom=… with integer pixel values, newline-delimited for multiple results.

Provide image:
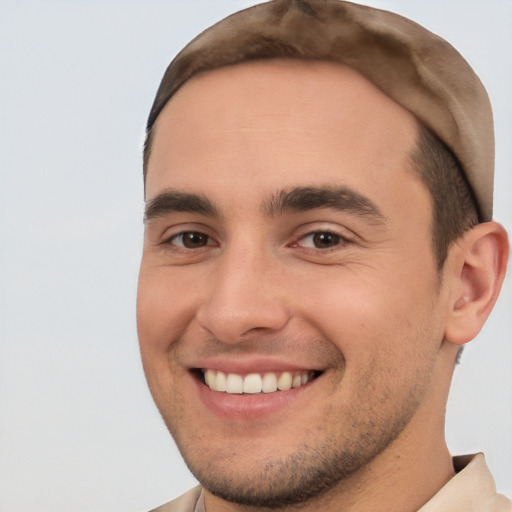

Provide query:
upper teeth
left=203, top=370, right=314, bottom=394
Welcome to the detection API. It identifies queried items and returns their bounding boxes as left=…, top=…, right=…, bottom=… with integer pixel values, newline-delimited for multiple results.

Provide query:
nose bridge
left=196, top=235, right=289, bottom=343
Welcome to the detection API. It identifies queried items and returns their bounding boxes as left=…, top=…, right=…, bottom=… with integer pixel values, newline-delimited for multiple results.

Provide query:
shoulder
left=149, top=486, right=203, bottom=512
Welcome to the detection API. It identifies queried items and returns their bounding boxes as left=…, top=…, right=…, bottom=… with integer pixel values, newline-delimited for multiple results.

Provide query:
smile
left=202, top=369, right=318, bottom=394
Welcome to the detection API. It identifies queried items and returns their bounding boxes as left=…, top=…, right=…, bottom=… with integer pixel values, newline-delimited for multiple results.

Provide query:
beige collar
left=156, top=454, right=510, bottom=511
left=419, top=453, right=511, bottom=512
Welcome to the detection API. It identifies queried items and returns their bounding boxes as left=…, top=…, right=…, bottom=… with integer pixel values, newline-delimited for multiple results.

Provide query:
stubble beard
left=163, top=383, right=427, bottom=509
left=191, top=426, right=405, bottom=509
left=155, top=321, right=440, bottom=509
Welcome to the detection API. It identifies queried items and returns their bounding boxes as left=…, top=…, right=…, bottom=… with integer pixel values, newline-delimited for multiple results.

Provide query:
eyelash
left=162, top=228, right=352, bottom=252
left=290, top=230, right=352, bottom=250
left=163, top=231, right=217, bottom=250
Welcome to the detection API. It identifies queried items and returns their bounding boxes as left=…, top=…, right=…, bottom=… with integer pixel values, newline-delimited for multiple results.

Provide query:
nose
left=196, top=244, right=290, bottom=343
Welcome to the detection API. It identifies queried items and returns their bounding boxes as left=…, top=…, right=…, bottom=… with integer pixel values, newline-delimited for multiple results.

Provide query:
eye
left=168, top=231, right=214, bottom=249
left=297, top=231, right=344, bottom=249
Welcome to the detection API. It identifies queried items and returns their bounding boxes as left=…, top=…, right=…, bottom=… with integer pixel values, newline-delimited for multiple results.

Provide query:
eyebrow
left=262, top=186, right=384, bottom=222
left=144, top=190, right=218, bottom=222
left=144, top=185, right=384, bottom=224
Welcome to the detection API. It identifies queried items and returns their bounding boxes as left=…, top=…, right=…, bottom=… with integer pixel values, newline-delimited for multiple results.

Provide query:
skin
left=137, top=60, right=508, bottom=512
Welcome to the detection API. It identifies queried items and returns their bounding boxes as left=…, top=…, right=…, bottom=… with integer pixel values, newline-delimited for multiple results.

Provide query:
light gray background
left=0, top=1, right=510, bottom=511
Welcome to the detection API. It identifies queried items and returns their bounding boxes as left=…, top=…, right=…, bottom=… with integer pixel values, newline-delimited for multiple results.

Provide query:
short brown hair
left=410, top=126, right=478, bottom=269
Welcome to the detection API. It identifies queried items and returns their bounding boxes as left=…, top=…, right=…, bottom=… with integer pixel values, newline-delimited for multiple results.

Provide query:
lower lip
left=193, top=374, right=315, bottom=421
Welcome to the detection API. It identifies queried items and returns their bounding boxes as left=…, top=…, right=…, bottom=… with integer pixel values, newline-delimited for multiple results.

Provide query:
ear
left=444, top=221, right=509, bottom=346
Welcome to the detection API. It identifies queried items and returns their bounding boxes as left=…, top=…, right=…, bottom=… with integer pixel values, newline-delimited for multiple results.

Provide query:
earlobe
left=444, top=221, right=509, bottom=346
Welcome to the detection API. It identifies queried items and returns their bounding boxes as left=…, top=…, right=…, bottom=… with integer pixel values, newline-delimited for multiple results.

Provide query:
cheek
left=293, top=262, right=438, bottom=357
left=299, top=270, right=441, bottom=406
left=137, top=296, right=184, bottom=409
left=136, top=265, right=198, bottom=352
left=136, top=269, right=187, bottom=403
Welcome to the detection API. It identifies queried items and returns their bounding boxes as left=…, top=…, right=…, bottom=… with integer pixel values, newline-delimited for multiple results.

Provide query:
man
left=136, top=1, right=510, bottom=510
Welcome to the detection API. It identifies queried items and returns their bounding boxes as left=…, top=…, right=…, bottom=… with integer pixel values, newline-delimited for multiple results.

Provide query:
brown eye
left=174, top=231, right=211, bottom=248
left=310, top=232, right=341, bottom=249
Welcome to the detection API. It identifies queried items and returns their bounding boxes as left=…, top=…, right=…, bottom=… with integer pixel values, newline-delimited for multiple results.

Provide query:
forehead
left=146, top=60, right=422, bottom=207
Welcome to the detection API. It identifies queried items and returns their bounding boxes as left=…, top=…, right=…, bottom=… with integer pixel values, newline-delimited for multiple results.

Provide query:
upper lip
left=188, top=355, right=324, bottom=375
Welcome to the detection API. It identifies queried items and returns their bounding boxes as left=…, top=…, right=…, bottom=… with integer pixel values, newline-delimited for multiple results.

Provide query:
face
left=138, top=61, right=451, bottom=508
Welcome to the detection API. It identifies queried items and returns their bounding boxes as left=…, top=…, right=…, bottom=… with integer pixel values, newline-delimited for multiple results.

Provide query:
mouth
left=198, top=369, right=322, bottom=395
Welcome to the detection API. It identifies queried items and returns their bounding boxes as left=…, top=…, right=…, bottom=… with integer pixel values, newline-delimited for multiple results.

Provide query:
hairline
left=143, top=61, right=476, bottom=274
